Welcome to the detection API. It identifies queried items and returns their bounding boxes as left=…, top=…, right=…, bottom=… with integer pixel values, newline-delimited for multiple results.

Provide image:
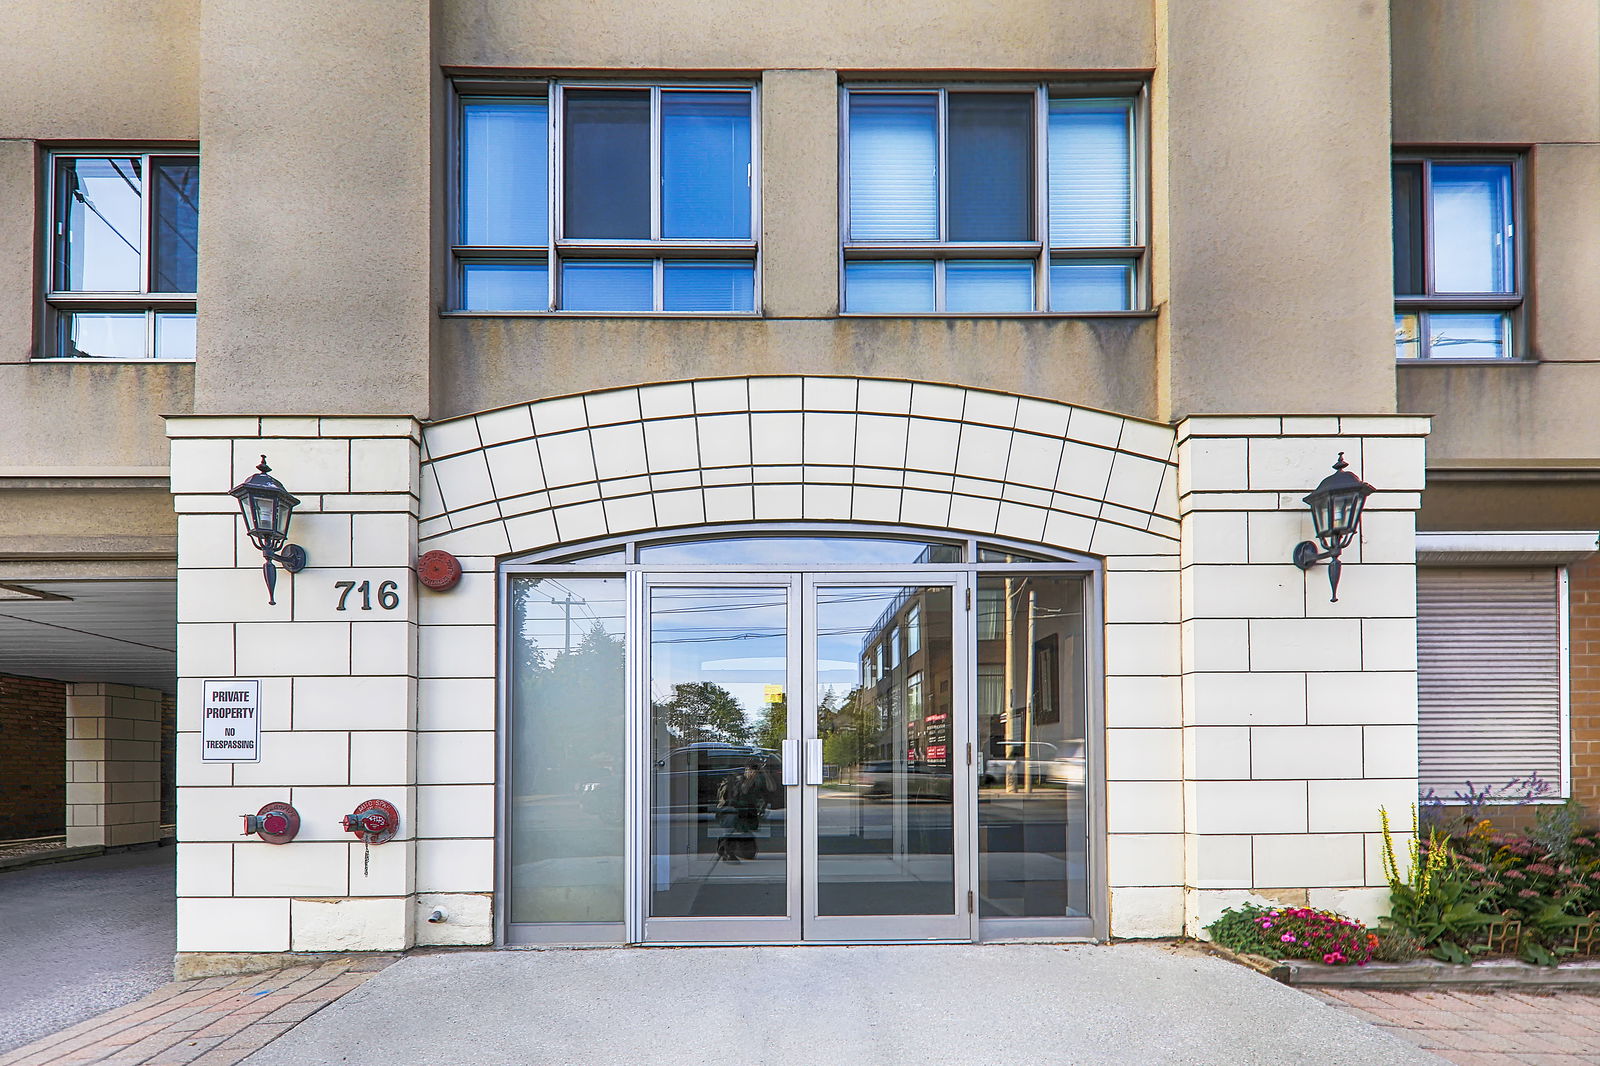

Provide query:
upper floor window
left=44, top=152, right=198, bottom=359
left=841, top=86, right=1142, bottom=315
left=454, top=83, right=758, bottom=314
left=1393, top=156, right=1521, bottom=360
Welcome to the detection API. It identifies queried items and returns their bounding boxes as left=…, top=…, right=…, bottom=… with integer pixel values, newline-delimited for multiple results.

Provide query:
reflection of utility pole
left=547, top=592, right=585, bottom=653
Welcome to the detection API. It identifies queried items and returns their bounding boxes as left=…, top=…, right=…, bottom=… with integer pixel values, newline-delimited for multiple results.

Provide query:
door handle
left=805, top=739, right=824, bottom=786
left=781, top=739, right=801, bottom=786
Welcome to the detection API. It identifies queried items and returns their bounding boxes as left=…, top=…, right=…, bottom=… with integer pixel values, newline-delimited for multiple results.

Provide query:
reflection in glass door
left=806, top=580, right=971, bottom=941
left=644, top=582, right=800, bottom=941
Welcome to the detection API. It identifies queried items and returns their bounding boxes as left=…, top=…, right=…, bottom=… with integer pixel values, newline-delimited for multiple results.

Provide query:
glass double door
left=644, top=573, right=971, bottom=942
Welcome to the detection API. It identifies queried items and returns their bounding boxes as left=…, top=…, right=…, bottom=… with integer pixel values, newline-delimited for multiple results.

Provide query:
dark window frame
left=1393, top=152, right=1525, bottom=361
left=40, top=148, right=199, bottom=361
left=449, top=78, right=761, bottom=316
left=839, top=81, right=1148, bottom=316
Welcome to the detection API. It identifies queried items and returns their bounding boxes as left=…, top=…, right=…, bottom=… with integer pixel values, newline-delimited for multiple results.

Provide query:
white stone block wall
left=65, top=683, right=165, bottom=847
left=416, top=376, right=1190, bottom=940
left=1177, top=415, right=1428, bottom=933
left=163, top=381, right=1429, bottom=954
left=168, top=415, right=432, bottom=956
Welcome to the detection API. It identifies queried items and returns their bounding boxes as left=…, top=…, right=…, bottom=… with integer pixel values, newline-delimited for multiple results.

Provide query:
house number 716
left=334, top=580, right=400, bottom=611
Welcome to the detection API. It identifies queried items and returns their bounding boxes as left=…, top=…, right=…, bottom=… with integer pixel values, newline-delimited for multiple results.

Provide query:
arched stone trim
left=416, top=377, right=1177, bottom=559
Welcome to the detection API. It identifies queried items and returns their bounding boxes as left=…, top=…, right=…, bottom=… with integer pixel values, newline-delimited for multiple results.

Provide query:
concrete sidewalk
left=0, top=846, right=175, bottom=1053
left=237, top=942, right=1437, bottom=1066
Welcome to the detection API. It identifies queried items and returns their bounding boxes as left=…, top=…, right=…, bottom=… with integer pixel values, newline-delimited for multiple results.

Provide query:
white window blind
left=1417, top=567, right=1565, bottom=798
left=847, top=94, right=938, bottom=241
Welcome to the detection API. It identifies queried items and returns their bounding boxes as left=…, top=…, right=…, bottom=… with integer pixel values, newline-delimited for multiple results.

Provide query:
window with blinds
left=1417, top=567, right=1566, bottom=798
left=842, top=86, right=1143, bottom=314
left=454, top=83, right=757, bottom=314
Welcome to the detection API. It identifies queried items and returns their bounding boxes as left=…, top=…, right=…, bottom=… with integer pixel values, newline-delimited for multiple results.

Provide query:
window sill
left=30, top=357, right=197, bottom=364
left=838, top=310, right=1156, bottom=319
left=439, top=310, right=761, bottom=319
left=1396, top=358, right=1534, bottom=366
left=440, top=309, right=1158, bottom=320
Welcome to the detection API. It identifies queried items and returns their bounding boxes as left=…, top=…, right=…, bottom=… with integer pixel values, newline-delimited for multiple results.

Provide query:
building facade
left=1, top=0, right=1596, bottom=965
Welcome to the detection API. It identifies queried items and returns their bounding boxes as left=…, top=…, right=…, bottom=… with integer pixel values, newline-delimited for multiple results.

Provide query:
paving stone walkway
left=0, top=957, right=397, bottom=1066
left=1311, top=986, right=1600, bottom=1065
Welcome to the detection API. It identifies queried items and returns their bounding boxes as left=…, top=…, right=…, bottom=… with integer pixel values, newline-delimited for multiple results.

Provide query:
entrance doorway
left=500, top=528, right=1100, bottom=946
left=644, top=575, right=969, bottom=942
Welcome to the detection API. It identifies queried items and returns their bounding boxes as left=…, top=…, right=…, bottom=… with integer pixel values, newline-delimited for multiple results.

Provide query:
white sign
left=202, top=679, right=261, bottom=762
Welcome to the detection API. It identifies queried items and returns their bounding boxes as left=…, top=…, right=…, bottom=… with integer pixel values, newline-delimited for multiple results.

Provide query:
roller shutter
left=1416, top=567, right=1564, bottom=798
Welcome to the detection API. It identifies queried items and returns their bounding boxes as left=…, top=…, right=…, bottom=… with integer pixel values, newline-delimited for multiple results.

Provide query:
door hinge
left=966, top=741, right=972, bottom=766
left=967, top=890, right=975, bottom=914
left=965, top=587, right=972, bottom=610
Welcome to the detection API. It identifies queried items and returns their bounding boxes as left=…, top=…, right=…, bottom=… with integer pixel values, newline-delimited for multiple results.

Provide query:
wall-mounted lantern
left=1291, top=453, right=1376, bottom=603
left=229, top=455, right=308, bottom=605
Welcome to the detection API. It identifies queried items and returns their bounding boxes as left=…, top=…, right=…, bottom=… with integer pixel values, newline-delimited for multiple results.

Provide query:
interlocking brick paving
left=0, top=957, right=397, bottom=1066
left=1311, top=986, right=1600, bottom=1065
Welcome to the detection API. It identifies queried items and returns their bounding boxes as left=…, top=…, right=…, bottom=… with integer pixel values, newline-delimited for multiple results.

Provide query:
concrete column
left=66, top=683, right=164, bottom=848
left=169, top=415, right=421, bottom=963
left=1177, top=414, right=1428, bottom=932
left=193, top=0, right=434, bottom=416
left=1153, top=1, right=1397, bottom=419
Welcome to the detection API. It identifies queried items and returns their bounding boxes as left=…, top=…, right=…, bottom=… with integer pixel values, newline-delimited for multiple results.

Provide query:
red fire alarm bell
left=418, top=550, right=462, bottom=591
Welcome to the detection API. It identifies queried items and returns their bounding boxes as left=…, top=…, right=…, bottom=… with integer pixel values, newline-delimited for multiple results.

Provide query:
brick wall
left=0, top=673, right=66, bottom=840
left=1568, top=555, right=1600, bottom=812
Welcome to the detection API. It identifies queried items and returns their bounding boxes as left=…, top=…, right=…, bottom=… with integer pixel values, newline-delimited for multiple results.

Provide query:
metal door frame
left=800, top=571, right=974, bottom=943
left=638, top=572, right=805, bottom=944
left=497, top=524, right=1107, bottom=948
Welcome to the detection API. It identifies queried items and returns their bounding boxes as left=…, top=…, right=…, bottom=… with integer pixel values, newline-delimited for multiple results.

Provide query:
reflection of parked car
left=653, top=743, right=784, bottom=814
left=855, top=760, right=953, bottom=802
left=982, top=740, right=1085, bottom=789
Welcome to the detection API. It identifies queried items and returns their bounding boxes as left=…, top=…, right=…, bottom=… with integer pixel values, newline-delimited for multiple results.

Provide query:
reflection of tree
left=515, top=606, right=625, bottom=795
left=820, top=686, right=877, bottom=769
left=753, top=692, right=786, bottom=751
left=655, top=681, right=752, bottom=745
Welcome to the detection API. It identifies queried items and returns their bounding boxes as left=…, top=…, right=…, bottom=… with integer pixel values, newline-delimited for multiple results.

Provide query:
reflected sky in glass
left=639, top=535, right=961, bottom=566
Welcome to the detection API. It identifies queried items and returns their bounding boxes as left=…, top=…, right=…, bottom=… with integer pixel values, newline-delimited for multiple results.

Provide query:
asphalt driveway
left=0, top=847, right=175, bottom=1052
left=239, top=942, right=1437, bottom=1066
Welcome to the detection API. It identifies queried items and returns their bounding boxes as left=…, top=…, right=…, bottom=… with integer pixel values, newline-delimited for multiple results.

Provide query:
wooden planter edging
left=1198, top=941, right=1600, bottom=989
left=1280, top=957, right=1600, bottom=990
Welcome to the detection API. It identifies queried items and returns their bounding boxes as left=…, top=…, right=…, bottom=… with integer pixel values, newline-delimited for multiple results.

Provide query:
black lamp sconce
left=229, top=455, right=308, bottom=605
left=1292, top=453, right=1376, bottom=603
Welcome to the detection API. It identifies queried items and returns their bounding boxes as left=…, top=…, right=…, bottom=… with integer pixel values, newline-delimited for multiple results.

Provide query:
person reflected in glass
left=715, top=758, right=778, bottom=863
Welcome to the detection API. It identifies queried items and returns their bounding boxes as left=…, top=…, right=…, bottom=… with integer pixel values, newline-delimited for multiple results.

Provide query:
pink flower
left=1282, top=933, right=1296, bottom=943
left=1518, top=888, right=1539, bottom=899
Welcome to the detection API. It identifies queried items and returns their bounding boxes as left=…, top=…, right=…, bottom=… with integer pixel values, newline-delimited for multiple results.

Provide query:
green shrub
left=1204, top=904, right=1277, bottom=957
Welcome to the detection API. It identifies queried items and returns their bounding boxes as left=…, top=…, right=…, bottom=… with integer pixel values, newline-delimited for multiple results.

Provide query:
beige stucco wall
left=0, top=363, right=193, bottom=468
left=1391, top=0, right=1600, bottom=145
left=436, top=318, right=1158, bottom=423
left=1391, top=5, right=1600, bottom=473
left=0, top=0, right=197, bottom=141
left=1154, top=0, right=1398, bottom=420
left=192, top=0, right=435, bottom=416
left=441, top=0, right=1153, bottom=70
left=0, top=3, right=199, bottom=473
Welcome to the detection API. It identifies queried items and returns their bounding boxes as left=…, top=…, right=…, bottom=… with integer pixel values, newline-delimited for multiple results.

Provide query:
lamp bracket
left=274, top=544, right=308, bottom=574
left=1292, top=541, right=1326, bottom=570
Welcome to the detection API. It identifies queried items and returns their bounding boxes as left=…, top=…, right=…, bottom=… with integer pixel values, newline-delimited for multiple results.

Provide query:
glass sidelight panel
left=507, top=576, right=628, bottom=925
left=649, top=586, right=790, bottom=918
left=814, top=585, right=956, bottom=917
left=976, top=574, right=1089, bottom=917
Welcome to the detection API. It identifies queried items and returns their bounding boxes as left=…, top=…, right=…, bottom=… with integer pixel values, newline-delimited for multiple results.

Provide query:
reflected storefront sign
left=500, top=529, right=1098, bottom=944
